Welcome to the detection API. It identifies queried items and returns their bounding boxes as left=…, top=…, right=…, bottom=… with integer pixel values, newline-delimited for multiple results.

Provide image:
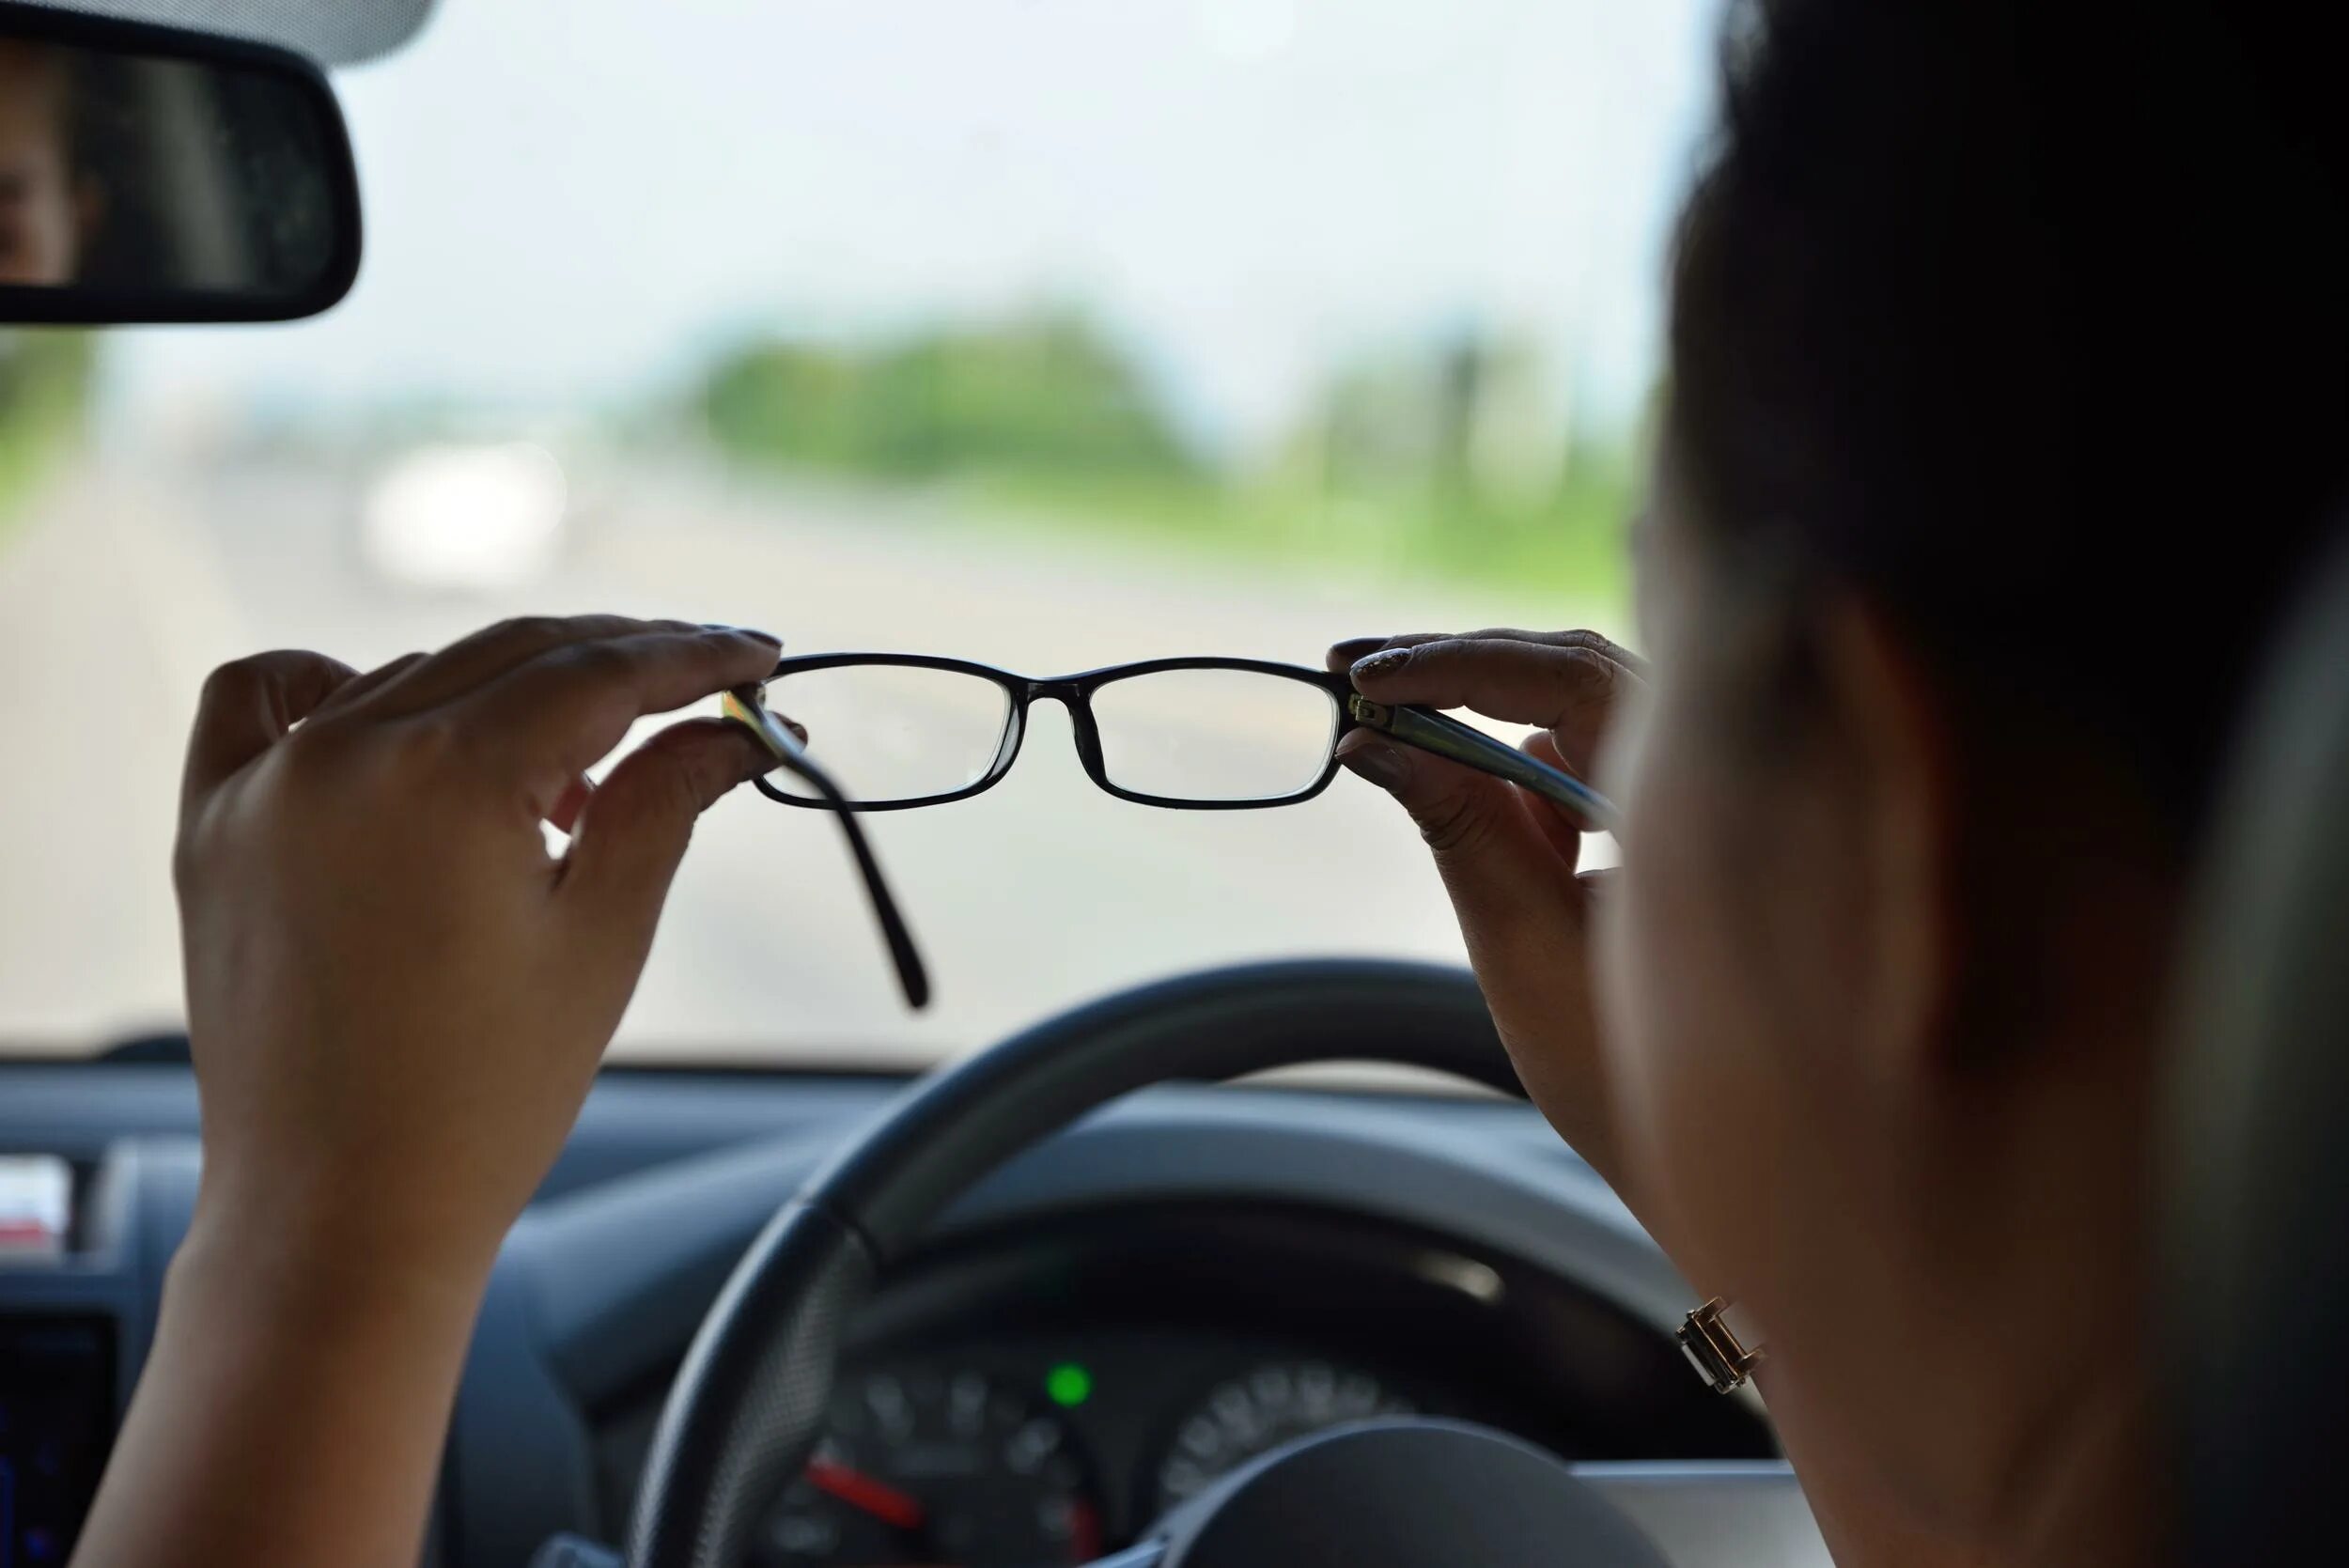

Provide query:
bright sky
left=108, top=0, right=1721, bottom=454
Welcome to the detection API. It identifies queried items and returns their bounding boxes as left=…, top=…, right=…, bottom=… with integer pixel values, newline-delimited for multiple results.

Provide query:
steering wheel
left=621, top=958, right=1672, bottom=1568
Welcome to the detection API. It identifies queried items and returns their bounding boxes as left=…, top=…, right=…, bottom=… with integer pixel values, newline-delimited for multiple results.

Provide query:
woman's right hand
left=175, top=614, right=784, bottom=1286
left=71, top=615, right=786, bottom=1568
left=1327, top=629, right=1643, bottom=1192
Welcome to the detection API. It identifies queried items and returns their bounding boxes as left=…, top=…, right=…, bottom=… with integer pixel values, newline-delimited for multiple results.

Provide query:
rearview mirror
left=0, top=1, right=359, bottom=323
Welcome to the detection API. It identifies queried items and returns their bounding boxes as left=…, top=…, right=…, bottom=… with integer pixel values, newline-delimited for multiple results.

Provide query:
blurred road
left=0, top=458, right=1608, bottom=1063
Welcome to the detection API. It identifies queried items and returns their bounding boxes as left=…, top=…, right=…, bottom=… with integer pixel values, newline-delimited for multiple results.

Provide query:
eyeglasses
left=742, top=655, right=1358, bottom=811
left=723, top=654, right=1618, bottom=1008
left=740, top=653, right=1620, bottom=821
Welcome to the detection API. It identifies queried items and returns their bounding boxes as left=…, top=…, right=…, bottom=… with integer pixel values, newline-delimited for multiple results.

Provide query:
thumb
left=1337, top=730, right=1614, bottom=1168
left=1334, top=730, right=1585, bottom=966
left=556, top=718, right=770, bottom=943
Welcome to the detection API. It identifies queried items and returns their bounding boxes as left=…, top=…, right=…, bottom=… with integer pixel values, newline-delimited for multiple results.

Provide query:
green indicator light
left=1045, top=1362, right=1093, bottom=1407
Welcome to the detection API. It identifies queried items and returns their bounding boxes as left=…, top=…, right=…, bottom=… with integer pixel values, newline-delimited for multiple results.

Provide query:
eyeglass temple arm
left=1344, top=691, right=1620, bottom=831
left=767, top=748, right=931, bottom=1010
left=723, top=687, right=930, bottom=1010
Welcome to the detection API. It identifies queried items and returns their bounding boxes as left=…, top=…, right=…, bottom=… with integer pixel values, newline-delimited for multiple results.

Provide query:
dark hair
left=1667, top=1, right=2349, bottom=850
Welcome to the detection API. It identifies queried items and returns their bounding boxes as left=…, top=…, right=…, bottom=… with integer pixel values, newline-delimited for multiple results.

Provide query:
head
left=1597, top=0, right=2348, bottom=1545
left=0, top=39, right=98, bottom=285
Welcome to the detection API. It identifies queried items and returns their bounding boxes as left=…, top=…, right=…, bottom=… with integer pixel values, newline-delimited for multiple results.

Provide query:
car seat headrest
left=2167, top=518, right=2349, bottom=1562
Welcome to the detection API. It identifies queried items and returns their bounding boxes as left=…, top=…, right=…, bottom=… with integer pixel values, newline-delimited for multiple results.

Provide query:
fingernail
left=1351, top=647, right=1411, bottom=679
left=1330, top=635, right=1388, bottom=663
left=704, top=623, right=783, bottom=649
left=1334, top=732, right=1410, bottom=789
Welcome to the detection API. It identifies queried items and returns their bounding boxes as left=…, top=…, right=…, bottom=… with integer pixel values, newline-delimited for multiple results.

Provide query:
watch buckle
left=1678, top=1296, right=1764, bottom=1393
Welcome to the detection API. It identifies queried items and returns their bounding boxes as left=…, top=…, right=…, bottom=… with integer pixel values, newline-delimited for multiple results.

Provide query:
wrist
left=91, top=1186, right=494, bottom=1568
left=169, top=1192, right=497, bottom=1352
left=188, top=1141, right=514, bottom=1283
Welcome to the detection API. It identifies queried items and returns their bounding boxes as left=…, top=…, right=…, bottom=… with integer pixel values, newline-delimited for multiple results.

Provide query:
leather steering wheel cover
left=627, top=958, right=1521, bottom=1568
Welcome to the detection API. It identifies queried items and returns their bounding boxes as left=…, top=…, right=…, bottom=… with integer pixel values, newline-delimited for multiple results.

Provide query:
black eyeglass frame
left=747, top=653, right=1362, bottom=812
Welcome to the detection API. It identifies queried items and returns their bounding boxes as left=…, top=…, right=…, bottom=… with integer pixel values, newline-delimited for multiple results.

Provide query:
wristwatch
left=1678, top=1296, right=1765, bottom=1393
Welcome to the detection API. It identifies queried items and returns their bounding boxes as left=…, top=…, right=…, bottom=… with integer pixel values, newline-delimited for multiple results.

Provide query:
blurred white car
left=359, top=442, right=568, bottom=592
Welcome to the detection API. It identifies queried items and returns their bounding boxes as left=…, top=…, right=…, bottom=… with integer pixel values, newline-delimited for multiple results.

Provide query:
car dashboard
left=586, top=1203, right=1766, bottom=1564
left=0, top=1061, right=1830, bottom=1568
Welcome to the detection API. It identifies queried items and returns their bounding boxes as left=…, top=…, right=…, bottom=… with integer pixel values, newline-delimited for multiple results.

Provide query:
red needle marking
left=805, top=1457, right=926, bottom=1531
left=1068, top=1499, right=1103, bottom=1561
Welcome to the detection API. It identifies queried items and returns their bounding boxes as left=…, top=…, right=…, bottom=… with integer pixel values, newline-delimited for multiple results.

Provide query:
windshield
left=0, top=0, right=1711, bottom=1063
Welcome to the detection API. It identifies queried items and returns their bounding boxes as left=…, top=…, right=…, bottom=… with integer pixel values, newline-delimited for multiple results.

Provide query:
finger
left=460, top=627, right=784, bottom=809
left=1347, top=633, right=1638, bottom=732
left=555, top=718, right=770, bottom=936
left=1327, top=631, right=1460, bottom=674
left=1327, top=635, right=1394, bottom=671
left=181, top=650, right=360, bottom=813
left=362, top=614, right=730, bottom=719
left=1328, top=628, right=1634, bottom=676
left=304, top=650, right=427, bottom=722
left=1336, top=727, right=1605, bottom=1140
left=1518, top=732, right=1592, bottom=860
left=1335, top=726, right=1580, bottom=893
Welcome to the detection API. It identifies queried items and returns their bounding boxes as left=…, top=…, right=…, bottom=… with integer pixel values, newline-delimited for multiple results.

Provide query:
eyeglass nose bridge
left=1019, top=678, right=1110, bottom=784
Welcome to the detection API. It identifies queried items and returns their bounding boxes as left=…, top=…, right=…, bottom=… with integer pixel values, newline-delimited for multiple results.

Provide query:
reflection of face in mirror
left=0, top=28, right=348, bottom=306
left=0, top=40, right=100, bottom=285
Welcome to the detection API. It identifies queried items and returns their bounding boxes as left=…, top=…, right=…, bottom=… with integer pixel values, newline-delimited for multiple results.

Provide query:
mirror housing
left=0, top=0, right=360, bottom=323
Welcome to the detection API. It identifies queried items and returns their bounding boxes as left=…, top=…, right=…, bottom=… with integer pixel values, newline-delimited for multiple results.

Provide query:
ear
left=1812, top=594, right=1963, bottom=1089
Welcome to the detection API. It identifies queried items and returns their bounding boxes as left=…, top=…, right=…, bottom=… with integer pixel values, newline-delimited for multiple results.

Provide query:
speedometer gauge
left=758, top=1366, right=1102, bottom=1567
left=1154, top=1358, right=1415, bottom=1511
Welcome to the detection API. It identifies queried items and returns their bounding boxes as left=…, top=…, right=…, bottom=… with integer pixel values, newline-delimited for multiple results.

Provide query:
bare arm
left=80, top=1228, right=487, bottom=1567
left=70, top=616, right=782, bottom=1568
left=1754, top=1364, right=1991, bottom=1568
left=1329, top=629, right=1984, bottom=1568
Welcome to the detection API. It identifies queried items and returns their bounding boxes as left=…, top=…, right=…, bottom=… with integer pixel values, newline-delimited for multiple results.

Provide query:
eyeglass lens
left=760, top=663, right=1016, bottom=805
left=1088, top=667, right=1338, bottom=800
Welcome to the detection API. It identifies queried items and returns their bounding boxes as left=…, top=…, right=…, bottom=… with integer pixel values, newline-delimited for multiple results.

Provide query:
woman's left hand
left=1328, top=628, right=1642, bottom=1190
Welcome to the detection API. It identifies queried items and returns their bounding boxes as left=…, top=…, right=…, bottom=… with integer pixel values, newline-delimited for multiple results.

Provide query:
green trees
left=702, top=311, right=1198, bottom=485
left=692, top=309, right=1631, bottom=602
